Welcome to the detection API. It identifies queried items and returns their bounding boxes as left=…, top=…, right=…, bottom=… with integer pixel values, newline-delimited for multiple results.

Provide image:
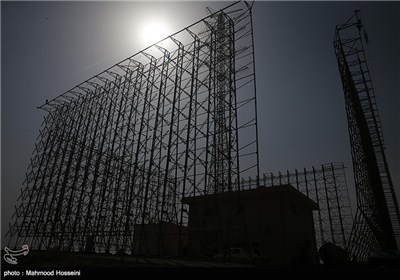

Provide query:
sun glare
left=141, top=20, right=170, bottom=47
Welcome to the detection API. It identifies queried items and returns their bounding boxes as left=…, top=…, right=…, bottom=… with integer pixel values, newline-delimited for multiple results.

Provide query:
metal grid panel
left=333, top=11, right=400, bottom=261
left=6, top=2, right=259, bottom=255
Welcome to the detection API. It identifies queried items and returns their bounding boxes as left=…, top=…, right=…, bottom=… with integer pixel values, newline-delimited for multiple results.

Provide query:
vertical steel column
left=331, top=163, right=347, bottom=245
left=322, top=165, right=335, bottom=244
left=313, top=166, right=325, bottom=244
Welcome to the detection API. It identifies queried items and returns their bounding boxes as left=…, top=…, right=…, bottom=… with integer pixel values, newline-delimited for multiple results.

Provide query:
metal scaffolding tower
left=6, top=1, right=259, bottom=255
left=334, top=11, right=400, bottom=261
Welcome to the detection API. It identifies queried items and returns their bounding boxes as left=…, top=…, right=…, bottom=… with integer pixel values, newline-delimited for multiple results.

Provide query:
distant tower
left=334, top=11, right=400, bottom=261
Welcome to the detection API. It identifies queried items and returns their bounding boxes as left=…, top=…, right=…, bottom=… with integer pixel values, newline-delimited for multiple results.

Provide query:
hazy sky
left=1, top=1, right=399, bottom=247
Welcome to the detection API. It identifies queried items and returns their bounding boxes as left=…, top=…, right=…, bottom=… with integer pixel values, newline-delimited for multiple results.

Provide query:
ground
left=1, top=250, right=400, bottom=279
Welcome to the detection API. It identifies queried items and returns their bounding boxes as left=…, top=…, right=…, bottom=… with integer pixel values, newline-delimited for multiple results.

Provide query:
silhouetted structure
left=133, top=223, right=187, bottom=256
left=183, top=185, right=318, bottom=265
left=334, top=11, right=400, bottom=261
left=243, top=162, right=353, bottom=250
left=8, top=3, right=396, bottom=266
left=6, top=2, right=259, bottom=255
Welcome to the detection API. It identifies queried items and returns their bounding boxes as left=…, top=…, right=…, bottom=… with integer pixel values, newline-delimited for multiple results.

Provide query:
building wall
left=133, top=223, right=187, bottom=256
left=186, top=190, right=317, bottom=264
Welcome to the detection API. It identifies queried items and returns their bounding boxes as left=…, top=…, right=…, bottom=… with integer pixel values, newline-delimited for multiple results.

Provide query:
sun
left=140, top=19, right=170, bottom=47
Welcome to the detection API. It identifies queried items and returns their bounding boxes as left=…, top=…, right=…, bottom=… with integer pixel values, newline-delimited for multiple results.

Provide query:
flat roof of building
left=182, top=184, right=319, bottom=210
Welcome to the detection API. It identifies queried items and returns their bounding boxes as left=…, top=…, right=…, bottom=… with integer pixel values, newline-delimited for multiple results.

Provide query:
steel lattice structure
left=242, top=162, right=353, bottom=250
left=6, top=2, right=259, bottom=255
left=334, top=11, right=400, bottom=261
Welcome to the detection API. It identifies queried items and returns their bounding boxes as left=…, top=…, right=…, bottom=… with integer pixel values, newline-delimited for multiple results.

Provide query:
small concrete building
left=182, top=185, right=318, bottom=265
left=133, top=223, right=187, bottom=256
